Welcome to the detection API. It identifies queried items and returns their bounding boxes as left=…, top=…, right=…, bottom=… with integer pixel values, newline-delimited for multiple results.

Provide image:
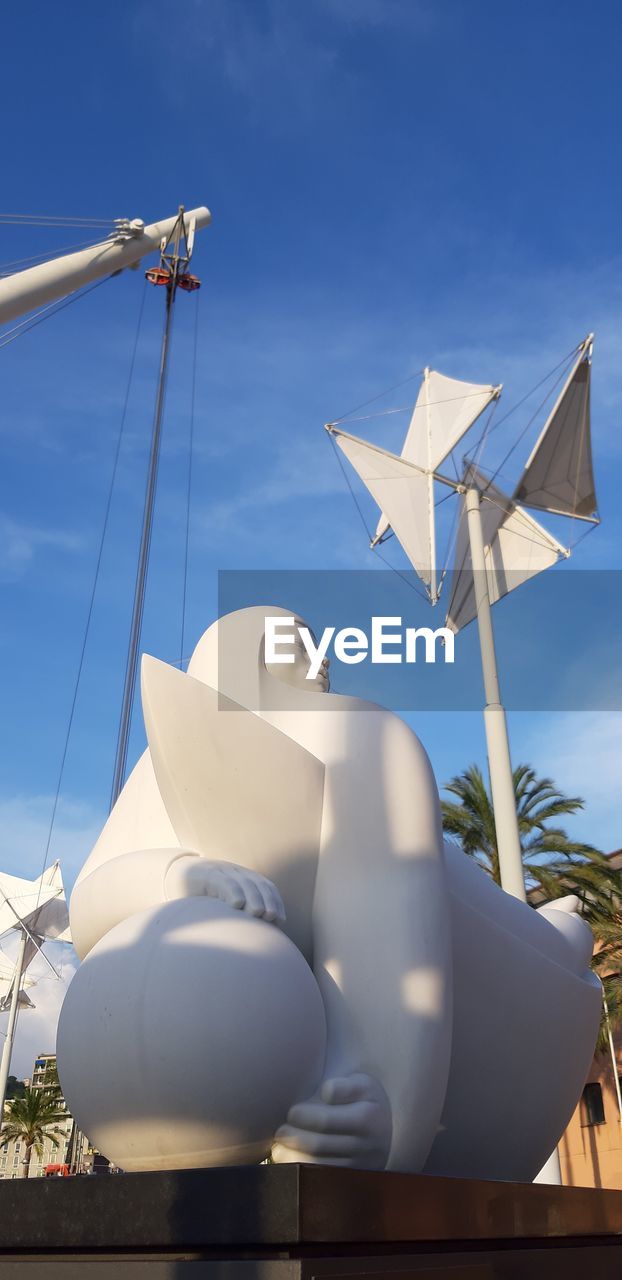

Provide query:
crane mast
left=0, top=201, right=210, bottom=803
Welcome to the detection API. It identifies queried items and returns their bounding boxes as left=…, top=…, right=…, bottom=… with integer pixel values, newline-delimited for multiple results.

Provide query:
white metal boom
left=0, top=206, right=211, bottom=326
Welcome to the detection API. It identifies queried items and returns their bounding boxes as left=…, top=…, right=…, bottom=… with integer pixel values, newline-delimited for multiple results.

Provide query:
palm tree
left=589, top=909, right=622, bottom=1050
left=441, top=762, right=615, bottom=917
left=1, top=1087, right=66, bottom=1178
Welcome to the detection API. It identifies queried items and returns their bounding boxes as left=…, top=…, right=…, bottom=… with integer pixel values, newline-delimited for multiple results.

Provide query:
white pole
left=466, top=484, right=563, bottom=1182
left=603, top=993, right=622, bottom=1125
left=0, top=206, right=211, bottom=327
left=465, top=486, right=526, bottom=902
left=0, top=927, right=28, bottom=1124
left=423, top=368, right=438, bottom=603
left=109, top=265, right=177, bottom=806
left=534, top=1146, right=562, bottom=1184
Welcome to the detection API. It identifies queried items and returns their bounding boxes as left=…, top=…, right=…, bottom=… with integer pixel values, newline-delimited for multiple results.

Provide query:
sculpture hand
left=271, top=1072, right=392, bottom=1169
left=165, top=855, right=286, bottom=925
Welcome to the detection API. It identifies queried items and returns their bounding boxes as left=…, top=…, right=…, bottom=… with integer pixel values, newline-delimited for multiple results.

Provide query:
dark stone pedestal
left=1, top=1164, right=622, bottom=1277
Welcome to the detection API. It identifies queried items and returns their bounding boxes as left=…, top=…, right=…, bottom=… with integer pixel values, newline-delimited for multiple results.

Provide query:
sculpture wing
left=141, top=656, right=325, bottom=957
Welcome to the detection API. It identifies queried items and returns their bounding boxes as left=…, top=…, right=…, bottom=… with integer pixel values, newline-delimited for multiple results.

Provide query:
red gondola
left=145, top=267, right=171, bottom=287
left=178, top=273, right=201, bottom=292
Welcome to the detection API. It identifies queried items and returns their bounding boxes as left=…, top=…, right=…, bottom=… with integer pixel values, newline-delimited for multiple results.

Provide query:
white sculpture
left=57, top=606, right=601, bottom=1179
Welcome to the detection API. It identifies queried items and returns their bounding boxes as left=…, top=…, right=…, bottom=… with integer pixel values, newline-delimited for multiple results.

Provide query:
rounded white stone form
left=57, top=897, right=326, bottom=1172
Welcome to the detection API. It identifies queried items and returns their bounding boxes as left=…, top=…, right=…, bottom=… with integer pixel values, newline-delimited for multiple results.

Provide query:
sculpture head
left=264, top=625, right=330, bottom=694
left=186, top=606, right=331, bottom=710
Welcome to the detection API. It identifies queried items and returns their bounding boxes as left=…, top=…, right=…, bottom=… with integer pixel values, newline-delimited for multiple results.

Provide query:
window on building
left=581, top=1082, right=606, bottom=1126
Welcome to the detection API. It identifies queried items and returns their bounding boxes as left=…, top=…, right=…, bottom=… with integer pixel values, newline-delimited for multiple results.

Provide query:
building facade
left=560, top=1032, right=622, bottom=1189
left=0, top=1052, right=90, bottom=1180
left=557, top=848, right=622, bottom=1189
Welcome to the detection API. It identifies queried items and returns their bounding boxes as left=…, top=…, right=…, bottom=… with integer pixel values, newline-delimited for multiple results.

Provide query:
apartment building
left=0, top=1052, right=89, bottom=1179
left=557, top=848, right=622, bottom=1188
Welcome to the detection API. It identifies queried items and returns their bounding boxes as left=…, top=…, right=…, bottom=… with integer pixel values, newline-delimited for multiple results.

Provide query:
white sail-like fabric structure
left=332, top=369, right=499, bottom=600
left=332, top=429, right=433, bottom=588
left=0, top=956, right=36, bottom=1012
left=0, top=862, right=71, bottom=943
left=0, top=863, right=70, bottom=1012
left=328, top=339, right=595, bottom=620
left=446, top=467, right=568, bottom=633
left=388, top=369, right=500, bottom=478
left=514, top=339, right=597, bottom=522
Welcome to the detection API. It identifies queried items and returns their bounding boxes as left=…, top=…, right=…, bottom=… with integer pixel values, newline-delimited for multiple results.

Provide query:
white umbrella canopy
left=330, top=369, right=500, bottom=602
left=515, top=342, right=597, bottom=522
left=0, top=955, right=36, bottom=1012
left=328, top=336, right=596, bottom=609
left=445, top=465, right=569, bottom=634
left=0, top=862, right=70, bottom=944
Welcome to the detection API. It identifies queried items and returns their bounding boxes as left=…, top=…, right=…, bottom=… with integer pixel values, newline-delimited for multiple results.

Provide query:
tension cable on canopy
left=482, top=357, right=580, bottom=494
left=568, top=519, right=599, bottom=552
left=468, top=339, right=585, bottom=446
left=330, top=367, right=425, bottom=426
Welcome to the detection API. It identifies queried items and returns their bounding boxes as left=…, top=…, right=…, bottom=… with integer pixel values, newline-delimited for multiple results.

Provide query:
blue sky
left=1, top=0, right=622, bottom=986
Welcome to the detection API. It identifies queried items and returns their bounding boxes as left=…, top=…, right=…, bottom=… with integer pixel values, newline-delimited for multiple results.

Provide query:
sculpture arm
left=70, top=848, right=285, bottom=961
left=70, top=847, right=199, bottom=960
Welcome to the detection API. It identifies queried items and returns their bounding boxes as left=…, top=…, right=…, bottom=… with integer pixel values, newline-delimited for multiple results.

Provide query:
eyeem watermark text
left=265, top=616, right=454, bottom=680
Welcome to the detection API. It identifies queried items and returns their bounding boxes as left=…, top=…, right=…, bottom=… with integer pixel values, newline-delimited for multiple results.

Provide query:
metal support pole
left=534, top=1146, right=562, bottom=1184
left=109, top=207, right=200, bottom=809
left=466, top=489, right=563, bottom=1184
left=465, top=487, right=526, bottom=902
left=109, top=272, right=178, bottom=809
left=604, top=992, right=622, bottom=1125
left=0, top=927, right=28, bottom=1125
left=109, top=282, right=176, bottom=806
left=423, top=368, right=438, bottom=604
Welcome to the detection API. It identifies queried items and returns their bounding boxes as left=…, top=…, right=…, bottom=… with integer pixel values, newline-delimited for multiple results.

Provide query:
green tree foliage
left=442, top=763, right=621, bottom=1048
left=441, top=763, right=615, bottom=916
left=1, top=1087, right=66, bottom=1178
left=589, top=910, right=622, bottom=1051
left=5, top=1075, right=26, bottom=1101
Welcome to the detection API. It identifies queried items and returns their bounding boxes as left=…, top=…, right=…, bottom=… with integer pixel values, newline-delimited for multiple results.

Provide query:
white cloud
left=134, top=0, right=441, bottom=120
left=0, top=933, right=77, bottom=1081
left=0, top=515, right=85, bottom=583
left=316, top=0, right=436, bottom=29
left=203, top=436, right=347, bottom=530
left=0, top=794, right=103, bottom=888
left=515, top=711, right=622, bottom=854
